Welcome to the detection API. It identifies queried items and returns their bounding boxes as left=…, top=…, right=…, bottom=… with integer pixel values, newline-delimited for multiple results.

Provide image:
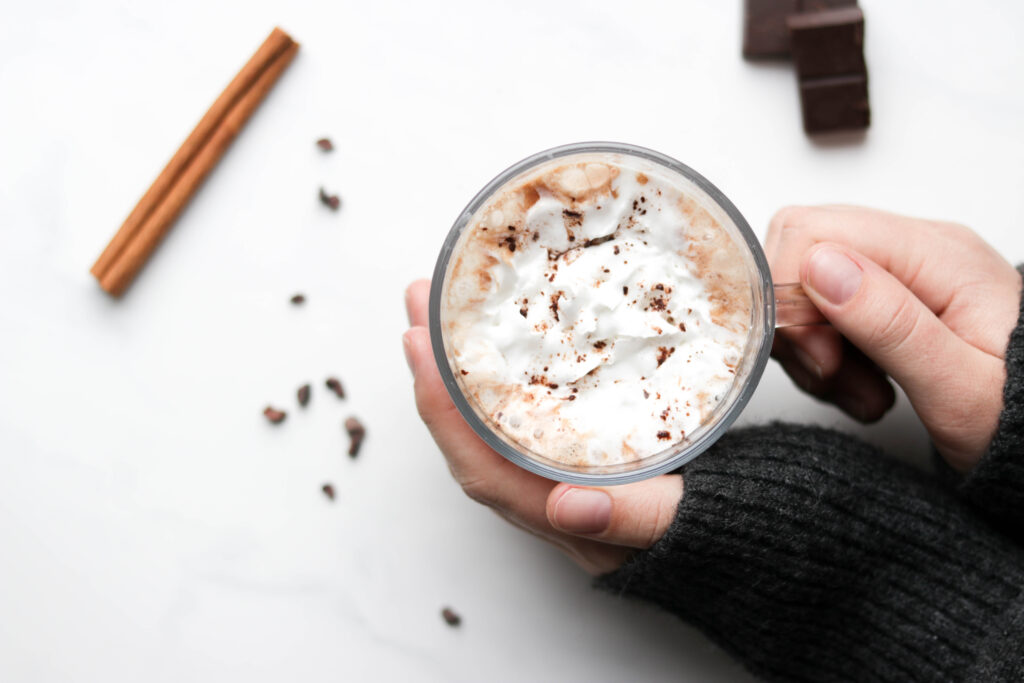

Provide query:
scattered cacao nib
left=460, top=369, right=469, bottom=376
left=613, top=245, right=620, bottom=255
left=643, top=389, right=650, bottom=399
left=345, top=416, right=366, bottom=457
left=316, top=137, right=334, bottom=152
left=549, top=292, right=562, bottom=322
left=263, top=406, right=286, bottom=424
left=623, top=286, right=628, bottom=295
left=660, top=408, right=671, bottom=421
left=650, top=297, right=667, bottom=311
left=501, top=235, right=517, bottom=252
left=547, top=383, right=559, bottom=390
left=290, top=293, right=306, bottom=305
left=322, top=483, right=335, bottom=500
left=657, top=430, right=671, bottom=440
left=654, top=283, right=664, bottom=291
left=593, top=340, right=607, bottom=350
left=297, top=384, right=311, bottom=407
left=583, top=234, right=615, bottom=249
left=519, top=306, right=528, bottom=318
left=562, top=209, right=584, bottom=228
left=656, top=346, right=676, bottom=367
left=567, top=395, right=576, bottom=401
left=319, top=187, right=341, bottom=211
left=441, top=607, right=462, bottom=627
left=325, top=377, right=346, bottom=399
left=679, top=322, right=687, bottom=332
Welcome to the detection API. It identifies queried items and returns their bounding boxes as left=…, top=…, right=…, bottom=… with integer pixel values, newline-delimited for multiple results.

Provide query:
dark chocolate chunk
left=325, top=377, right=345, bottom=399
left=297, top=384, right=311, bottom=407
left=316, top=137, right=334, bottom=152
left=788, top=6, right=866, bottom=79
left=441, top=607, right=462, bottom=627
left=743, top=0, right=801, bottom=58
left=322, top=483, right=335, bottom=500
left=319, top=187, right=341, bottom=211
left=743, top=0, right=856, bottom=59
left=798, top=74, right=870, bottom=133
left=345, top=416, right=366, bottom=457
left=290, top=293, right=305, bottom=305
left=263, top=406, right=286, bottom=424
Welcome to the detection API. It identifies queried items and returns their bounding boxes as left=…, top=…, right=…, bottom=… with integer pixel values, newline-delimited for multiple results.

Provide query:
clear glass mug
left=429, top=142, right=822, bottom=485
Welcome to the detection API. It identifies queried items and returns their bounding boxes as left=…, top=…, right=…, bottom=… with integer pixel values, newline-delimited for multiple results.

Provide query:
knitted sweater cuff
left=955, top=264, right=1024, bottom=542
left=597, top=424, right=1024, bottom=682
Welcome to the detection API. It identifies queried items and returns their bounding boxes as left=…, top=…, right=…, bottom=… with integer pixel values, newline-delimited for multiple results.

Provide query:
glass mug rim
left=428, top=141, right=775, bottom=485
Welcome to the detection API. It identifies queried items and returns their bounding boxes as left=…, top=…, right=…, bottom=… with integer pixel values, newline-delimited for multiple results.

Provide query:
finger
left=766, top=205, right=1021, bottom=360
left=546, top=476, right=683, bottom=549
left=800, top=243, right=975, bottom=411
left=778, top=347, right=895, bottom=423
left=767, top=206, right=937, bottom=374
left=772, top=324, right=844, bottom=379
left=767, top=206, right=926, bottom=298
left=405, top=279, right=430, bottom=327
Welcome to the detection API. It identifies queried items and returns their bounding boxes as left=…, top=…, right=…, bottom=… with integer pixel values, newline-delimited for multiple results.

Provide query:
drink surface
left=441, top=153, right=753, bottom=467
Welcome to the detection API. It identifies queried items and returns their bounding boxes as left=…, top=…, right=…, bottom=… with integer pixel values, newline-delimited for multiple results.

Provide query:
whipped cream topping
left=441, top=154, right=753, bottom=468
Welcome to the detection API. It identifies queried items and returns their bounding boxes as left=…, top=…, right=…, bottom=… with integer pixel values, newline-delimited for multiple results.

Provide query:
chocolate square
left=788, top=7, right=866, bottom=79
left=799, top=74, right=870, bottom=133
left=743, top=0, right=857, bottom=59
left=743, top=0, right=801, bottom=58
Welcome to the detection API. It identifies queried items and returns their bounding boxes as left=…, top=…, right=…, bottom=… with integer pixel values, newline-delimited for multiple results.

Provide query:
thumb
left=545, top=476, right=683, bottom=549
left=800, top=243, right=974, bottom=406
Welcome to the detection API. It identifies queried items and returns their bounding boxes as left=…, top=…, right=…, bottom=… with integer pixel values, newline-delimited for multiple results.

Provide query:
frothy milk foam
left=441, top=153, right=753, bottom=468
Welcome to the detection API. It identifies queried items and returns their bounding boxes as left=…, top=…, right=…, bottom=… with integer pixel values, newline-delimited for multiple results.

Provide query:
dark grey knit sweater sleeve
left=951, top=264, right=1024, bottom=543
left=598, top=424, right=1024, bottom=682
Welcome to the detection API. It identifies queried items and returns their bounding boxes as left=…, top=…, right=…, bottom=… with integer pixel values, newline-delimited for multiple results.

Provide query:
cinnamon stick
left=92, top=28, right=298, bottom=296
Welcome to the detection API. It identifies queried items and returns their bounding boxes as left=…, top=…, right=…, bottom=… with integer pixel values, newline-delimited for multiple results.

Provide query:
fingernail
left=402, top=332, right=416, bottom=377
left=807, top=248, right=863, bottom=305
left=793, top=347, right=824, bottom=380
left=553, top=488, right=612, bottom=535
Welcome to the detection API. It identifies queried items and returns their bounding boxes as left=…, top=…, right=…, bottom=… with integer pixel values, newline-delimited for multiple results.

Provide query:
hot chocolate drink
left=438, top=152, right=754, bottom=468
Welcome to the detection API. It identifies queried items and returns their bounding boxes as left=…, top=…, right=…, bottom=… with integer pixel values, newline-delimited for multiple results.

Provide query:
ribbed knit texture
left=953, top=264, right=1024, bottom=544
left=598, top=425, right=1024, bottom=682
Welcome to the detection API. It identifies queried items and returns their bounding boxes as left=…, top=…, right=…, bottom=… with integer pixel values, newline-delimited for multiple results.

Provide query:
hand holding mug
left=767, top=206, right=1021, bottom=472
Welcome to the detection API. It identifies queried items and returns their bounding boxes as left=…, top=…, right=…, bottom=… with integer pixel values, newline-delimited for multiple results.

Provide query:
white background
left=2, top=1, right=1023, bottom=681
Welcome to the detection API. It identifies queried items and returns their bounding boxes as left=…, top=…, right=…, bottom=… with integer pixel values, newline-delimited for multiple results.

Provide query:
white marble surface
left=2, top=1, right=1023, bottom=680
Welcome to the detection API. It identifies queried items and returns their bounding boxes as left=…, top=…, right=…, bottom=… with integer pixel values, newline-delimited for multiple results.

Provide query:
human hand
left=766, top=206, right=1022, bottom=472
left=402, top=279, right=682, bottom=575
